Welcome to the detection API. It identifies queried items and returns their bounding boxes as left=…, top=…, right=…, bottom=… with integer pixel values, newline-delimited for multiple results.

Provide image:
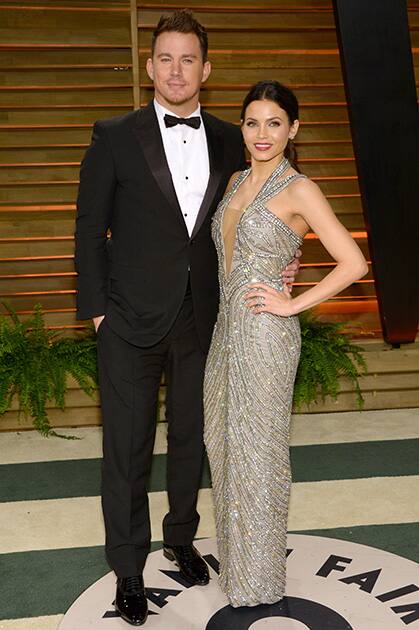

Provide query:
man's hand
left=282, top=248, right=302, bottom=290
left=93, top=315, right=105, bottom=332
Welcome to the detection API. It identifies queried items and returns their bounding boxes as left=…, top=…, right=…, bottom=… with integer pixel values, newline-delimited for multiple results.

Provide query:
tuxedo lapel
left=132, top=102, right=186, bottom=229
left=191, top=112, right=224, bottom=239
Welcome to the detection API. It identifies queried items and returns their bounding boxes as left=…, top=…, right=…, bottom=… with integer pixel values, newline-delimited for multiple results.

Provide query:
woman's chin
left=250, top=152, right=276, bottom=163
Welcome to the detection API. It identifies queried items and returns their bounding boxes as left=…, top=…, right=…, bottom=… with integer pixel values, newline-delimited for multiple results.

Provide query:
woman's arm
left=245, top=178, right=368, bottom=316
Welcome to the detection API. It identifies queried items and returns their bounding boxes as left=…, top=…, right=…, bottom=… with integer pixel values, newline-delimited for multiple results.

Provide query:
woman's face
left=241, top=99, right=299, bottom=164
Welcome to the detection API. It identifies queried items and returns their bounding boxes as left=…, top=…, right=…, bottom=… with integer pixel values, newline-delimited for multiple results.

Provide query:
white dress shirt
left=154, top=99, right=210, bottom=236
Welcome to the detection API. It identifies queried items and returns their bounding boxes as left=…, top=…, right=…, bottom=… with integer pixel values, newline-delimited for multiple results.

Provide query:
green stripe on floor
left=291, top=437, right=419, bottom=482
left=2, top=438, right=419, bottom=503
left=0, top=455, right=212, bottom=503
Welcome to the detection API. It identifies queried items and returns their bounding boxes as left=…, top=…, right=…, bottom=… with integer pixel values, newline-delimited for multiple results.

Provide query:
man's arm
left=74, top=121, right=116, bottom=323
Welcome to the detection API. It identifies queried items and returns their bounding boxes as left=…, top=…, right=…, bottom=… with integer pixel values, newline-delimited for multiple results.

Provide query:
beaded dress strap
left=222, top=169, right=251, bottom=206
left=257, top=173, right=307, bottom=205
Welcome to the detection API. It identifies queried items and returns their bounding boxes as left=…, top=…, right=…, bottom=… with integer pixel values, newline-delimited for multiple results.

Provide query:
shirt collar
left=153, top=98, right=201, bottom=125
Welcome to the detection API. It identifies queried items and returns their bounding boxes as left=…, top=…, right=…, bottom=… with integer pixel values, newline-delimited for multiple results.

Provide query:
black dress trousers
left=97, top=292, right=207, bottom=578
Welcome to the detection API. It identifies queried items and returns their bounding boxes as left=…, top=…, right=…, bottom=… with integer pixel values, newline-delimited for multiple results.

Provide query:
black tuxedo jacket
left=75, top=102, right=246, bottom=351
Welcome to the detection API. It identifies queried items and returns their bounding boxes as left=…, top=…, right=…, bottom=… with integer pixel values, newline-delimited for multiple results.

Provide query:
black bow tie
left=164, top=114, right=201, bottom=129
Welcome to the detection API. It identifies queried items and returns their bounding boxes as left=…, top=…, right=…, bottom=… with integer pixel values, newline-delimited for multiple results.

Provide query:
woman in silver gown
left=204, top=81, right=368, bottom=608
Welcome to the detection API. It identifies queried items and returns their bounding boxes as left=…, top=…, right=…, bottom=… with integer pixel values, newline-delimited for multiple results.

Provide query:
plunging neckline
left=221, top=161, right=304, bottom=279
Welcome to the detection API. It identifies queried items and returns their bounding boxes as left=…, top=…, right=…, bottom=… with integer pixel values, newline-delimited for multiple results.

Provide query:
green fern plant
left=0, top=304, right=367, bottom=437
left=0, top=303, right=98, bottom=438
left=294, top=310, right=367, bottom=409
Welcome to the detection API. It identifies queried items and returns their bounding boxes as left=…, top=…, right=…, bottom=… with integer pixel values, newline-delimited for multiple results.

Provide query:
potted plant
left=0, top=305, right=366, bottom=437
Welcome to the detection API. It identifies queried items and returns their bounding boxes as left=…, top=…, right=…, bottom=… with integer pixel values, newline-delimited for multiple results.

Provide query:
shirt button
left=183, top=140, right=186, bottom=144
left=184, top=213, right=188, bottom=217
left=185, top=176, right=189, bottom=180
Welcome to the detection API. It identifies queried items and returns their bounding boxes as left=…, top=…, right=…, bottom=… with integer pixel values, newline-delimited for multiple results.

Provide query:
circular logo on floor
left=60, top=535, right=419, bottom=629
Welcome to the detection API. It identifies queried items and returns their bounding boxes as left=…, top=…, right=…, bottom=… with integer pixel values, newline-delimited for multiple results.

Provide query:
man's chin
left=165, top=94, right=192, bottom=105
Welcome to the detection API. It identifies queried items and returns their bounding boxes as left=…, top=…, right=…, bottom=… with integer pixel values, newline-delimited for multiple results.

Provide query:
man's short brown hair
left=151, top=9, right=208, bottom=62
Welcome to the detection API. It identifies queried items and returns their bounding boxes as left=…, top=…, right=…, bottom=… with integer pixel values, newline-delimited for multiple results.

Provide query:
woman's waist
left=220, top=274, right=284, bottom=298
left=218, top=286, right=299, bottom=322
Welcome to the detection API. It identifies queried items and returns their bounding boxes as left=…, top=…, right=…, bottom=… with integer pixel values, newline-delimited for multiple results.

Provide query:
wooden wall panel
left=0, top=0, right=133, bottom=331
left=0, top=0, right=417, bottom=339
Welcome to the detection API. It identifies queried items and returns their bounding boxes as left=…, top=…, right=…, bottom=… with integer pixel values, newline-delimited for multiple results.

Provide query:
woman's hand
left=243, top=282, right=297, bottom=317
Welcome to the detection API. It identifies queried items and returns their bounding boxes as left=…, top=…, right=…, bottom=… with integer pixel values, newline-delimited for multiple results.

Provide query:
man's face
left=146, top=31, right=211, bottom=111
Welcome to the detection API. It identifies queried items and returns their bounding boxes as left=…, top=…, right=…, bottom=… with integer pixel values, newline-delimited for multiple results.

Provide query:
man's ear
left=202, top=60, right=212, bottom=84
left=146, top=57, right=154, bottom=81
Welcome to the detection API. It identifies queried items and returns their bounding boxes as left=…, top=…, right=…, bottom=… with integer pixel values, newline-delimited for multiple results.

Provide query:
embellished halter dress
left=204, top=159, right=305, bottom=608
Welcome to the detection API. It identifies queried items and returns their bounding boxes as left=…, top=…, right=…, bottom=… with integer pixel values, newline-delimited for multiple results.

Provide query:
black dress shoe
left=163, top=543, right=210, bottom=586
left=115, top=575, right=148, bottom=626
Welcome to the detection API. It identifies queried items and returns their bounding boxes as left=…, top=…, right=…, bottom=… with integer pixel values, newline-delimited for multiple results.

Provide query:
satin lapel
left=191, top=112, right=224, bottom=239
left=132, top=102, right=185, bottom=227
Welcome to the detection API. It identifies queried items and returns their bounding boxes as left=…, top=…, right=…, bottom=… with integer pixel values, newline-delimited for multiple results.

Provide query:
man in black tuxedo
left=75, top=9, right=298, bottom=626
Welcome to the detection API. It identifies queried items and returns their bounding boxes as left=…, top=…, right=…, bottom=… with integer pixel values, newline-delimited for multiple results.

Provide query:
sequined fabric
left=204, top=162, right=305, bottom=608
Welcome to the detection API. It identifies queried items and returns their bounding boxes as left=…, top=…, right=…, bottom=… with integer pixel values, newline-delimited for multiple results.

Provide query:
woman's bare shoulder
left=286, top=175, right=325, bottom=204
